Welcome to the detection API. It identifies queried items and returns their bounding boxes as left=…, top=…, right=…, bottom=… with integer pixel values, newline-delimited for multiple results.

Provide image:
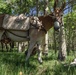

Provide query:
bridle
left=49, top=12, right=63, bottom=26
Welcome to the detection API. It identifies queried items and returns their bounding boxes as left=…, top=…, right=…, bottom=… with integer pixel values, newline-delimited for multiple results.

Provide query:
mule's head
left=53, top=0, right=66, bottom=31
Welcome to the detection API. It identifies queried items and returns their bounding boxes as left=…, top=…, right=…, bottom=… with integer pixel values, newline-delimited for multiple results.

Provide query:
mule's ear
left=60, top=1, right=66, bottom=11
left=53, top=0, right=58, bottom=11
left=53, top=0, right=66, bottom=11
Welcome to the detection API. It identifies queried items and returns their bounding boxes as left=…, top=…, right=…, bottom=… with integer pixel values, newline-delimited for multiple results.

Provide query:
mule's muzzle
left=54, top=21, right=60, bottom=31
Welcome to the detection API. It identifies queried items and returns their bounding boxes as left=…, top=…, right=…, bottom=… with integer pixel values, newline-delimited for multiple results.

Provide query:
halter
left=49, top=12, right=63, bottom=26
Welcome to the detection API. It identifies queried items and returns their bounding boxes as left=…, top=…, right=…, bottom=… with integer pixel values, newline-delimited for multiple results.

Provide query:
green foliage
left=0, top=51, right=76, bottom=75
left=63, top=10, right=76, bottom=53
left=0, top=1, right=11, bottom=14
left=0, top=0, right=55, bottom=15
left=0, top=0, right=34, bottom=15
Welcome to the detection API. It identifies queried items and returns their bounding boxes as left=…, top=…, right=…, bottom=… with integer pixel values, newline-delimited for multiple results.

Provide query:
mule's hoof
left=38, top=58, right=43, bottom=64
left=42, top=52, right=48, bottom=56
left=39, top=61, right=43, bottom=64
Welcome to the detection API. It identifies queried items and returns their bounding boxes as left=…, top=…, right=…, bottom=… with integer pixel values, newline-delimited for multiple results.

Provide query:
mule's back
left=2, top=14, right=30, bottom=31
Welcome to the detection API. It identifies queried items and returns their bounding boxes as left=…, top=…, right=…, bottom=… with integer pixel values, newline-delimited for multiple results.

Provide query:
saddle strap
left=5, top=30, right=30, bottom=40
left=31, top=24, right=47, bottom=33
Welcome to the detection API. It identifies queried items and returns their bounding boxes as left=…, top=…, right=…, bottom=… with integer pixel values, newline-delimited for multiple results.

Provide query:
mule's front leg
left=37, top=44, right=43, bottom=64
left=25, top=41, right=36, bottom=62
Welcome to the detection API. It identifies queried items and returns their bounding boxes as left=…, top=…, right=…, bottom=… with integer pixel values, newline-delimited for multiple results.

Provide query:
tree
left=53, top=0, right=67, bottom=60
left=0, top=0, right=12, bottom=14
left=64, top=7, right=76, bottom=55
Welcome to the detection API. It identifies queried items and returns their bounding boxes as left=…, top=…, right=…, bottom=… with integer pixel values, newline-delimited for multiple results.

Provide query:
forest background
left=0, top=0, right=76, bottom=75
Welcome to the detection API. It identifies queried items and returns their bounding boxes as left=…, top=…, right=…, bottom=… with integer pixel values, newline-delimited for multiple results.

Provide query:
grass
left=0, top=50, right=76, bottom=75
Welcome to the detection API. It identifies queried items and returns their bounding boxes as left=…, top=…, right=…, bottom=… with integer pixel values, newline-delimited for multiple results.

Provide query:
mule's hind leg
left=1, top=42, right=4, bottom=52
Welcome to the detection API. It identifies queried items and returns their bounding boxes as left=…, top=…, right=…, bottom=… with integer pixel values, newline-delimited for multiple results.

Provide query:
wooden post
left=58, top=19, right=67, bottom=60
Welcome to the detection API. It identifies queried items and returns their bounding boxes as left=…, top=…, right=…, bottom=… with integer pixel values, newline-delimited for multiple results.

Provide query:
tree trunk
left=18, top=42, right=28, bottom=52
left=58, top=23, right=67, bottom=61
left=53, top=30, right=57, bottom=54
left=42, top=32, right=49, bottom=55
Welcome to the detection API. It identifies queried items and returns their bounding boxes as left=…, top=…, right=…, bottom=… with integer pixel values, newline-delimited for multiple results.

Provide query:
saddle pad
left=2, top=14, right=30, bottom=30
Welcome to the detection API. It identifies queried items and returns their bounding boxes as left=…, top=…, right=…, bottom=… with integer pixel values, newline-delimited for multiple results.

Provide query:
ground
left=0, top=50, right=76, bottom=75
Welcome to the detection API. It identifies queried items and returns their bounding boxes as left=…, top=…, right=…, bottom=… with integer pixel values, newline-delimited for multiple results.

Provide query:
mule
left=25, top=0, right=66, bottom=63
left=0, top=0, right=66, bottom=63
left=0, top=13, right=59, bottom=63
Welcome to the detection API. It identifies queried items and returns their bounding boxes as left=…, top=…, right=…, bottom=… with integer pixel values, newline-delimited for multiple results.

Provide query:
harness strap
left=31, top=24, right=47, bottom=33
left=30, top=17, right=47, bottom=34
left=6, top=30, right=30, bottom=40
